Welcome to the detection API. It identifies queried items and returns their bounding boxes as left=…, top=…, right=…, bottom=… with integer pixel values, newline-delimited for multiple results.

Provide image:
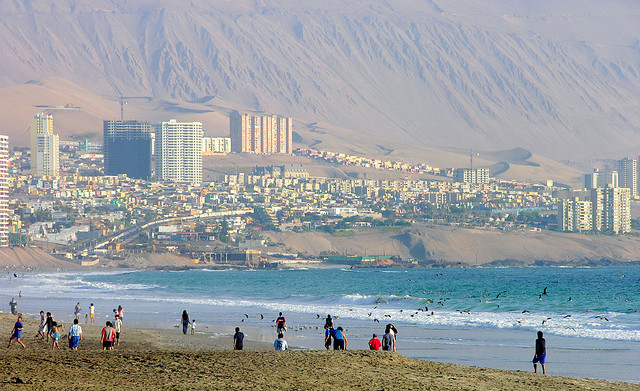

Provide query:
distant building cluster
left=230, top=111, right=293, bottom=154
left=0, top=135, right=8, bottom=246
left=560, top=187, right=631, bottom=234
left=202, top=137, right=231, bottom=154
left=453, top=168, right=490, bottom=184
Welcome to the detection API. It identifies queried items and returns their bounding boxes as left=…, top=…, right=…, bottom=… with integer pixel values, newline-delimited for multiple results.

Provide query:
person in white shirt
left=274, top=333, right=288, bottom=351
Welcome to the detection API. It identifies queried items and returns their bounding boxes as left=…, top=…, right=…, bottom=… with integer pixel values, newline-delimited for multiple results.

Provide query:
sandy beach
left=1, top=313, right=636, bottom=390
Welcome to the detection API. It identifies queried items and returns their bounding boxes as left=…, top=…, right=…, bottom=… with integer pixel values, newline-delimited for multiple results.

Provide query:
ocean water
left=2, top=266, right=639, bottom=382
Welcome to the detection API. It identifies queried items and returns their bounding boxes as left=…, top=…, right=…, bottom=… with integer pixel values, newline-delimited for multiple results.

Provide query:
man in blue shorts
left=68, top=318, right=83, bottom=350
left=532, top=330, right=546, bottom=374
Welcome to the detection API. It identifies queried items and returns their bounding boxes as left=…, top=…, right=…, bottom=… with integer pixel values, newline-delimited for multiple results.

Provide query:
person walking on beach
left=382, top=325, right=395, bottom=352
left=101, top=321, right=116, bottom=350
left=9, top=297, right=17, bottom=315
left=181, top=310, right=190, bottom=335
left=8, top=315, right=26, bottom=348
left=386, top=323, right=398, bottom=352
left=191, top=319, right=196, bottom=335
left=276, top=312, right=287, bottom=334
left=38, top=311, right=46, bottom=340
left=89, top=303, right=95, bottom=325
left=323, top=314, right=333, bottom=348
left=68, top=319, right=82, bottom=351
left=117, top=305, right=125, bottom=323
left=233, top=327, right=244, bottom=350
left=114, top=314, right=123, bottom=346
left=274, top=333, right=288, bottom=351
left=74, top=302, right=81, bottom=320
left=532, top=331, right=546, bottom=374
left=45, top=312, right=54, bottom=342
left=368, top=333, right=381, bottom=350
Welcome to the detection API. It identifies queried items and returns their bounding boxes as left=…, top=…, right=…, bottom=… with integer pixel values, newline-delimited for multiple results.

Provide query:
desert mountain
left=1, top=0, right=639, bottom=161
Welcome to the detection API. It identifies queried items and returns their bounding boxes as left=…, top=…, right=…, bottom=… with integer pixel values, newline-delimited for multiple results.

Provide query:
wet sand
left=1, top=314, right=637, bottom=390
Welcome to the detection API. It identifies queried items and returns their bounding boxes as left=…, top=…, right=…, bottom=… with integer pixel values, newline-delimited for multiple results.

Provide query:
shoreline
left=3, top=267, right=639, bottom=385
left=1, top=313, right=637, bottom=390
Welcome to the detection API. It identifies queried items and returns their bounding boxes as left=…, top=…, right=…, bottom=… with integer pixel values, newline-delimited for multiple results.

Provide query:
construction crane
left=117, top=96, right=152, bottom=121
left=34, top=104, right=82, bottom=111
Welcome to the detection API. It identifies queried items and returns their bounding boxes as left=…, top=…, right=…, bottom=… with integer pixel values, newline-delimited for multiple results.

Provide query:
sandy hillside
left=0, top=247, right=78, bottom=268
left=266, top=224, right=640, bottom=265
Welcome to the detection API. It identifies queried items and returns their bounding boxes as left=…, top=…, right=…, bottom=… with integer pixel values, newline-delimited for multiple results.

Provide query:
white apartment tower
left=617, top=157, right=637, bottom=198
left=0, top=135, right=8, bottom=247
left=559, top=198, right=593, bottom=232
left=154, top=120, right=203, bottom=184
left=605, top=187, right=631, bottom=234
left=31, top=113, right=59, bottom=177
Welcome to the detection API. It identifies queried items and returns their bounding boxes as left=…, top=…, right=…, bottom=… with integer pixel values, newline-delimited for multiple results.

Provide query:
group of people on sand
left=367, top=323, right=399, bottom=352
left=6, top=302, right=126, bottom=352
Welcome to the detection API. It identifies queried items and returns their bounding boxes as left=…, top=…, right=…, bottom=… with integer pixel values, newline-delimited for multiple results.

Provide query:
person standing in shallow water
left=181, top=310, right=190, bottom=335
left=533, top=331, right=546, bottom=374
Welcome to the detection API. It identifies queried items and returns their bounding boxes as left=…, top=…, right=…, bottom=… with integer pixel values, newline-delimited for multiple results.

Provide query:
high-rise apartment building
left=103, top=120, right=153, bottom=179
left=560, top=188, right=631, bottom=234
left=0, top=135, right=8, bottom=247
left=584, top=169, right=618, bottom=190
left=230, top=111, right=293, bottom=154
left=453, top=168, right=490, bottom=184
left=617, top=157, right=637, bottom=198
left=559, top=198, right=593, bottom=232
left=202, top=137, right=231, bottom=154
left=31, top=113, right=59, bottom=177
left=605, top=187, right=631, bottom=234
left=155, top=119, right=203, bottom=184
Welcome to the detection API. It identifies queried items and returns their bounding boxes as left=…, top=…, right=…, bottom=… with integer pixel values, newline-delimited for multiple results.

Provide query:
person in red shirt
left=368, top=333, right=381, bottom=350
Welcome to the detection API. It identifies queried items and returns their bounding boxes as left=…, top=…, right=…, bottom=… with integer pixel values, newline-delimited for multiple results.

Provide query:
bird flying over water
left=543, top=287, right=548, bottom=295
left=496, top=291, right=507, bottom=299
left=542, top=317, right=552, bottom=325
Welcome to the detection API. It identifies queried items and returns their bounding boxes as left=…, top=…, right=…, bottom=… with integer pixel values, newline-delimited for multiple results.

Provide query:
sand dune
left=266, top=224, right=640, bottom=265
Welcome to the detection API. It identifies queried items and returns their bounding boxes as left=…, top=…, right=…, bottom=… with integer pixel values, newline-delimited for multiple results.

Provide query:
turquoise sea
left=3, top=266, right=639, bottom=382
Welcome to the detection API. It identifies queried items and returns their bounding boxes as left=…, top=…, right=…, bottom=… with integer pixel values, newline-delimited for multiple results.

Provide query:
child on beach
left=8, top=315, right=26, bottom=348
left=51, top=323, right=61, bottom=350
left=368, top=334, right=381, bottom=350
left=38, top=311, right=46, bottom=340
left=114, top=315, right=123, bottom=346
left=191, top=319, right=196, bottom=335
left=89, top=303, right=95, bottom=325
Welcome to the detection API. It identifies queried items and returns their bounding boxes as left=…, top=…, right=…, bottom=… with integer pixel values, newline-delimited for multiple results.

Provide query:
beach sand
left=1, top=314, right=636, bottom=390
